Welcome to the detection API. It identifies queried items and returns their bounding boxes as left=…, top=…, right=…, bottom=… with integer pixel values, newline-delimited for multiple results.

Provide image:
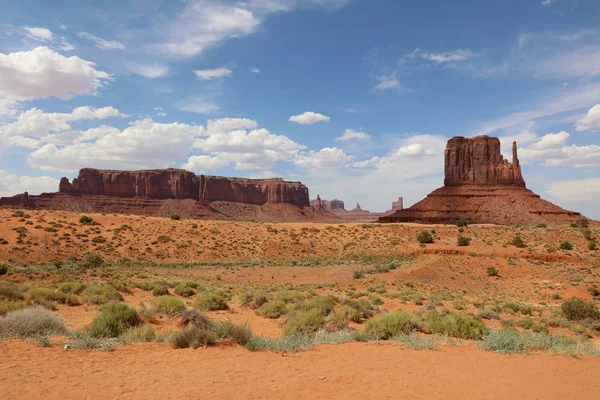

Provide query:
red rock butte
left=379, top=135, right=582, bottom=225
left=0, top=168, right=324, bottom=221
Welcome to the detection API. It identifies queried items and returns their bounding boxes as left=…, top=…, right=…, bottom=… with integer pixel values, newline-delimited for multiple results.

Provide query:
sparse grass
left=423, top=311, right=489, bottom=340
left=212, top=320, right=253, bottom=345
left=152, top=296, right=186, bottom=316
left=194, top=291, right=228, bottom=311
left=180, top=310, right=212, bottom=329
left=282, top=308, right=325, bottom=336
left=457, top=236, right=471, bottom=247
left=0, top=307, right=67, bottom=338
left=511, top=235, right=526, bottom=248
left=364, top=310, right=419, bottom=340
left=486, top=266, right=499, bottom=277
left=122, top=324, right=158, bottom=342
left=481, top=329, right=599, bottom=356
left=255, top=301, right=287, bottom=318
left=171, top=326, right=215, bottom=349
left=81, top=284, right=123, bottom=305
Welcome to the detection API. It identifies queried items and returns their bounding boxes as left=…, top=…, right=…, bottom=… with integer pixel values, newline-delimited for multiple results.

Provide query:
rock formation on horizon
left=0, top=168, right=322, bottom=221
left=379, top=135, right=581, bottom=225
left=310, top=196, right=405, bottom=222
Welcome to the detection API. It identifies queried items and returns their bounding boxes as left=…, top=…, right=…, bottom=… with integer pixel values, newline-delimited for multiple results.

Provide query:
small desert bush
left=171, top=326, right=215, bottom=349
left=486, top=266, right=499, bottom=277
left=0, top=282, right=26, bottom=301
left=152, top=296, right=186, bottom=316
left=337, top=298, right=375, bottom=322
left=575, top=217, right=590, bottom=228
left=559, top=241, right=573, bottom=250
left=511, top=235, right=526, bottom=248
left=82, top=253, right=104, bottom=268
left=456, top=218, right=468, bottom=227
left=79, top=215, right=96, bottom=225
left=480, top=329, right=597, bottom=356
left=0, top=307, right=67, bottom=338
left=174, top=282, right=196, bottom=297
left=81, top=284, right=123, bottom=305
left=364, top=310, right=419, bottom=340
left=245, top=334, right=314, bottom=352
left=423, top=311, right=489, bottom=340
left=212, top=320, right=253, bottom=345
left=58, top=281, right=86, bottom=295
left=195, top=291, right=228, bottom=311
left=171, top=214, right=181, bottom=221
left=352, top=269, right=364, bottom=279
left=457, top=236, right=471, bottom=247
left=122, top=324, right=157, bottom=342
left=0, top=299, right=28, bottom=315
left=274, top=290, right=305, bottom=304
left=283, top=308, right=325, bottom=336
left=561, top=297, right=600, bottom=321
left=416, top=231, right=434, bottom=244
left=238, top=289, right=268, bottom=309
left=590, top=240, right=598, bottom=251
left=301, top=296, right=334, bottom=316
left=256, top=301, right=287, bottom=318
left=180, top=309, right=213, bottom=329
left=27, top=287, right=80, bottom=307
left=88, top=303, right=140, bottom=338
left=152, top=285, right=169, bottom=296
left=0, top=264, right=8, bottom=275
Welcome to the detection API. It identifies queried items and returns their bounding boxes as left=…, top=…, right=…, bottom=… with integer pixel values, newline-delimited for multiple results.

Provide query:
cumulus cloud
left=289, top=111, right=330, bottom=125
left=0, top=47, right=111, bottom=105
left=519, top=131, right=600, bottom=168
left=294, top=147, right=352, bottom=169
left=77, top=32, right=125, bottom=50
left=194, top=67, right=232, bottom=80
left=336, top=129, right=371, bottom=141
left=175, top=97, right=220, bottom=114
left=576, top=104, right=600, bottom=131
left=545, top=178, right=600, bottom=203
left=0, top=106, right=128, bottom=148
left=0, top=170, right=59, bottom=197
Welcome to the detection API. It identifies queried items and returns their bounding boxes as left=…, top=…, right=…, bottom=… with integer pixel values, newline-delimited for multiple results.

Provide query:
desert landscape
left=1, top=135, right=599, bottom=399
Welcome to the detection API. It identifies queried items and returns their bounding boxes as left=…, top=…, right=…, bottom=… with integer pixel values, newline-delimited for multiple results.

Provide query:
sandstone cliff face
left=58, top=168, right=309, bottom=207
left=444, top=136, right=525, bottom=187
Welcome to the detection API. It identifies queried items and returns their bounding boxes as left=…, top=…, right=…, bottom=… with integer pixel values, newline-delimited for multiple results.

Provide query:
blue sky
left=0, top=0, right=599, bottom=218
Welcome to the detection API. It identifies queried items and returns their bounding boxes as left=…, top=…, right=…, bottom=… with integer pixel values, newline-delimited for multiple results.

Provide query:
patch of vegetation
left=171, top=326, right=215, bottom=349
left=456, top=218, right=468, bottom=227
left=195, top=291, right=228, bottom=311
left=561, top=297, right=600, bottom=321
left=174, top=282, right=196, bottom=297
left=122, top=324, right=158, bottom=342
left=0, top=307, right=67, bottom=338
left=575, top=217, right=590, bottom=228
left=88, top=303, right=141, bottom=338
left=424, top=311, right=489, bottom=340
left=283, top=308, right=325, bottom=336
left=559, top=241, right=573, bottom=251
left=486, top=266, right=499, bottom=277
left=82, top=253, right=104, bottom=268
left=255, top=301, right=287, bottom=318
left=180, top=310, right=212, bottom=329
left=364, top=310, right=419, bottom=340
left=416, top=231, right=434, bottom=244
left=171, top=215, right=181, bottom=221
left=81, top=284, right=123, bottom=305
left=457, top=236, right=471, bottom=247
left=511, top=235, right=526, bottom=248
left=152, top=296, right=186, bottom=316
left=481, top=329, right=599, bottom=356
left=212, top=320, right=253, bottom=345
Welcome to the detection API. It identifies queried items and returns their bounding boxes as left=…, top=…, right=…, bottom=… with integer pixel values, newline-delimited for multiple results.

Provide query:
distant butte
left=379, top=135, right=582, bottom=225
left=0, top=168, right=329, bottom=221
left=311, top=195, right=404, bottom=222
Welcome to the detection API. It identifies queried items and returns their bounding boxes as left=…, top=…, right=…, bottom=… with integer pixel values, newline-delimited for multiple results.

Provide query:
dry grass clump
left=561, top=297, right=600, bottom=321
left=81, top=284, right=123, bottom=305
left=122, top=324, right=158, bottom=342
left=364, top=310, right=419, bottom=339
left=180, top=309, right=212, bottom=329
left=26, top=287, right=80, bottom=308
left=423, top=311, right=489, bottom=340
left=152, top=296, right=186, bottom=316
left=212, top=320, right=253, bottom=345
left=195, top=291, right=228, bottom=311
left=0, top=306, right=67, bottom=338
left=171, top=326, right=216, bottom=349
left=88, top=303, right=140, bottom=338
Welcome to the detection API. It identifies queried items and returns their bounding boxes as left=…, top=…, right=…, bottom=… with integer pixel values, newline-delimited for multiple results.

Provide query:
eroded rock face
left=444, top=136, right=525, bottom=187
left=57, top=168, right=309, bottom=207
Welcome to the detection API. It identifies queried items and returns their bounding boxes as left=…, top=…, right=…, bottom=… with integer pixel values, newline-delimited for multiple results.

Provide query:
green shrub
left=561, top=297, right=600, bottom=321
left=180, top=310, right=212, bottom=329
left=212, top=320, right=252, bottom=345
left=79, top=215, right=96, bottom=225
left=0, top=264, right=8, bottom=275
left=88, top=303, right=140, bottom=338
left=274, top=290, right=305, bottom=304
left=58, top=281, right=86, bottom=295
left=511, top=235, right=526, bottom=248
left=171, top=326, right=215, bottom=348
left=364, top=310, right=419, bottom=340
left=416, top=231, right=434, bottom=244
left=302, top=296, right=334, bottom=316
left=575, top=217, right=590, bottom=228
left=337, top=299, right=375, bottom=322
left=283, top=308, right=325, bottom=336
left=559, top=241, right=573, bottom=250
left=0, top=282, right=25, bottom=301
left=152, top=296, right=186, bottom=316
left=171, top=215, right=181, bottom=221
left=174, top=282, right=196, bottom=297
left=256, top=301, right=287, bottom=318
left=152, top=285, right=169, bottom=297
left=238, top=289, right=268, bottom=309
left=82, top=253, right=104, bottom=268
left=425, top=312, right=488, bottom=339
left=352, top=269, right=364, bottom=279
left=457, top=236, right=471, bottom=247
left=486, top=266, right=499, bottom=277
left=245, top=334, right=314, bottom=352
left=195, top=291, right=228, bottom=311
left=81, top=284, right=123, bottom=305
left=27, top=287, right=80, bottom=307
left=122, top=324, right=157, bottom=342
left=456, top=218, right=468, bottom=227
left=0, top=299, right=28, bottom=315
left=481, top=329, right=582, bottom=355
left=0, top=307, right=67, bottom=338
left=589, top=240, right=598, bottom=251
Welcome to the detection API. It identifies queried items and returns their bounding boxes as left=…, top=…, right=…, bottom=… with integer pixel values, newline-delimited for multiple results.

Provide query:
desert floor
left=1, top=208, right=599, bottom=399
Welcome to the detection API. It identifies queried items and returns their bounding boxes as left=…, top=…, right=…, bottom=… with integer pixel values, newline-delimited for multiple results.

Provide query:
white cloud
left=0, top=170, right=59, bottom=197
left=181, top=155, right=230, bottom=172
left=336, top=129, right=371, bottom=141
left=23, top=27, right=54, bottom=42
left=294, top=147, right=352, bottom=169
left=545, top=178, right=600, bottom=203
left=374, top=70, right=400, bottom=91
left=77, top=32, right=125, bottom=50
left=519, top=131, right=600, bottom=168
left=0, top=106, right=128, bottom=148
left=576, top=104, right=600, bottom=131
left=126, top=63, right=169, bottom=79
left=289, top=111, right=330, bottom=125
left=59, top=24, right=68, bottom=31
left=0, top=47, right=111, bottom=103
left=194, top=67, right=233, bottom=80
left=250, top=67, right=261, bottom=73
left=59, top=40, right=75, bottom=52
left=28, top=118, right=205, bottom=172
left=421, top=49, right=472, bottom=64
left=175, top=97, right=220, bottom=114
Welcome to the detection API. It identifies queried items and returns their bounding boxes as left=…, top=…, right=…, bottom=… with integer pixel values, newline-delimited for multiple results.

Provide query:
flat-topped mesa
left=444, top=136, right=525, bottom=187
left=58, top=168, right=310, bottom=207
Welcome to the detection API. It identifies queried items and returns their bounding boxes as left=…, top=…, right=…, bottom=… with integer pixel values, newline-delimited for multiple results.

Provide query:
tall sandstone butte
left=0, top=168, right=317, bottom=220
left=379, top=135, right=581, bottom=225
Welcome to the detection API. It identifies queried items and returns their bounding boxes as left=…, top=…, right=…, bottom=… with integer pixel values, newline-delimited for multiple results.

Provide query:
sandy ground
left=1, top=340, right=599, bottom=400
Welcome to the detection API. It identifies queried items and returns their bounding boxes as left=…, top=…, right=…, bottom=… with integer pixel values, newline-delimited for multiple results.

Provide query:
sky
left=0, top=0, right=599, bottom=218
